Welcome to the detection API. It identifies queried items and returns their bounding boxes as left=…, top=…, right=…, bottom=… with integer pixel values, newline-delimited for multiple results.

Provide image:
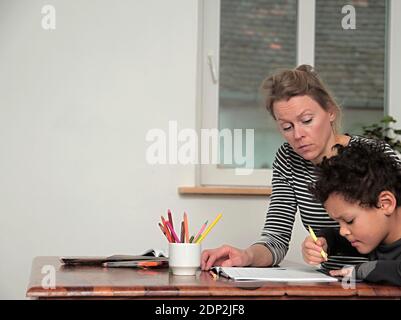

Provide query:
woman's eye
left=302, top=118, right=312, bottom=124
left=282, top=126, right=292, bottom=131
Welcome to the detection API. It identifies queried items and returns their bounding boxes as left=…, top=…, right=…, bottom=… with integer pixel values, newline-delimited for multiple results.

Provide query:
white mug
left=168, top=242, right=201, bottom=276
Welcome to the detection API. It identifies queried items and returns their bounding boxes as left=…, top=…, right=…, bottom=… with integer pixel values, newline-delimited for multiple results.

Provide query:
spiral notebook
left=210, top=266, right=339, bottom=282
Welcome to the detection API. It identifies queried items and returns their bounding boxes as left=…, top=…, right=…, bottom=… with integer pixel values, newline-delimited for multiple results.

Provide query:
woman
left=201, top=64, right=397, bottom=271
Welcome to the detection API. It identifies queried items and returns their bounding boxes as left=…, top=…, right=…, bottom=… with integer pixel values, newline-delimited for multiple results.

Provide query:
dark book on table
left=60, top=249, right=168, bottom=268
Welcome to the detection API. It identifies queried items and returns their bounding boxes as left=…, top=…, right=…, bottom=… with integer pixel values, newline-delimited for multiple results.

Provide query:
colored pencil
left=166, top=221, right=180, bottom=243
left=193, top=220, right=208, bottom=243
left=161, top=216, right=173, bottom=242
left=168, top=209, right=174, bottom=230
left=158, top=222, right=170, bottom=242
left=195, top=214, right=222, bottom=244
left=184, top=212, right=189, bottom=243
left=180, top=220, right=185, bottom=243
left=209, top=270, right=219, bottom=280
left=308, top=225, right=328, bottom=261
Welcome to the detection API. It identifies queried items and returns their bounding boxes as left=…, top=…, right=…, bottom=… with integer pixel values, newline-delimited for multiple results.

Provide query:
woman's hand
left=302, top=235, right=328, bottom=265
left=201, top=245, right=253, bottom=271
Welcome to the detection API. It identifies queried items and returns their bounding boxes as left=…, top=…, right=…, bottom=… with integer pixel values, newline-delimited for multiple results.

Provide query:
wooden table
left=26, top=256, right=401, bottom=299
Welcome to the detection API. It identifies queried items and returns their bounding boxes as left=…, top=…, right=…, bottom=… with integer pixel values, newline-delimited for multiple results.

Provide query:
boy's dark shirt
left=318, top=228, right=401, bottom=285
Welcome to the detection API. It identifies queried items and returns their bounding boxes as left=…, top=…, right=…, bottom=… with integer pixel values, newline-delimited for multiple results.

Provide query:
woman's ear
left=328, top=104, right=336, bottom=123
left=377, top=191, right=397, bottom=216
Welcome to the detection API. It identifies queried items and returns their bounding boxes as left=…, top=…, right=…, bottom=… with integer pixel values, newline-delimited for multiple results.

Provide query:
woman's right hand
left=201, top=245, right=253, bottom=271
left=302, top=236, right=328, bottom=265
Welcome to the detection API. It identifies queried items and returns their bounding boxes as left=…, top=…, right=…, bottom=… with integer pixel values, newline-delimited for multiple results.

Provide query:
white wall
left=0, top=0, right=307, bottom=299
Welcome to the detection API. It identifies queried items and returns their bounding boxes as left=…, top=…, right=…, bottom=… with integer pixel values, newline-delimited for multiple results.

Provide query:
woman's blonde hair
left=260, top=64, right=342, bottom=133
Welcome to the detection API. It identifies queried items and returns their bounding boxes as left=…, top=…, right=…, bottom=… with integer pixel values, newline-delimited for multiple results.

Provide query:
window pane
left=218, top=0, right=297, bottom=169
left=315, top=0, right=386, bottom=135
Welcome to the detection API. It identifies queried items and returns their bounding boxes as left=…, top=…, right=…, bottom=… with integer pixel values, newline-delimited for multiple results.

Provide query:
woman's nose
left=293, top=124, right=305, bottom=140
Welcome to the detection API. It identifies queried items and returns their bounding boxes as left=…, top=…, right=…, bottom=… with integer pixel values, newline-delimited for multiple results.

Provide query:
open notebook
left=210, top=266, right=339, bottom=282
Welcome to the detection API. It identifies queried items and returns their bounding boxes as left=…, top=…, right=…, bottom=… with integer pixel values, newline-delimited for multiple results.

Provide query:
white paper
left=211, top=266, right=338, bottom=282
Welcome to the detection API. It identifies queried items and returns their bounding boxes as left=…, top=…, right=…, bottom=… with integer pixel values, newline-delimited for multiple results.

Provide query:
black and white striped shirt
left=256, top=135, right=400, bottom=270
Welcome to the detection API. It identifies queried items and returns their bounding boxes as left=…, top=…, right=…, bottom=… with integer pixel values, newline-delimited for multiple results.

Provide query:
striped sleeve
left=356, top=136, right=401, bottom=164
left=255, top=144, right=297, bottom=266
left=382, top=141, right=401, bottom=164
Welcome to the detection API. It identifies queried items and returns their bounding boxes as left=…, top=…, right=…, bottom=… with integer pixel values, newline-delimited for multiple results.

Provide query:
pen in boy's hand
left=308, top=225, right=328, bottom=261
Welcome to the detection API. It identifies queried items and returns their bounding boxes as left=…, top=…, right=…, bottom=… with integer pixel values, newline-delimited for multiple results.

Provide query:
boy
left=303, top=141, right=401, bottom=285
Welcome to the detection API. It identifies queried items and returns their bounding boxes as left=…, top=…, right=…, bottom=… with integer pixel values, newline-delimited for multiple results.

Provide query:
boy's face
left=324, top=193, right=390, bottom=254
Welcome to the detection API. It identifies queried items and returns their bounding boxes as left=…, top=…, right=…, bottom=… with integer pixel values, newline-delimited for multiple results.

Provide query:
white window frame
left=198, top=0, right=401, bottom=187
left=387, top=0, right=401, bottom=123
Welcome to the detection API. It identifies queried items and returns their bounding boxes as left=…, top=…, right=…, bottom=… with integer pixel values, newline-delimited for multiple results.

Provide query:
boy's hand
left=329, top=266, right=354, bottom=278
left=302, top=236, right=328, bottom=265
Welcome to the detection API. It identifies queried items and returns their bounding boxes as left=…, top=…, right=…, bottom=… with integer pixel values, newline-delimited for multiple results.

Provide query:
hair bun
left=296, top=64, right=315, bottom=74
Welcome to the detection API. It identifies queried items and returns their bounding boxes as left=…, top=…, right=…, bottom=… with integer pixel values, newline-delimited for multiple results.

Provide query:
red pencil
left=168, top=209, right=174, bottom=230
left=161, top=216, right=173, bottom=243
left=166, top=221, right=180, bottom=243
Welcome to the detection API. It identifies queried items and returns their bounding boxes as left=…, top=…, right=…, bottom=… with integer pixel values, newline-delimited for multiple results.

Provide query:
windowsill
left=178, top=186, right=272, bottom=196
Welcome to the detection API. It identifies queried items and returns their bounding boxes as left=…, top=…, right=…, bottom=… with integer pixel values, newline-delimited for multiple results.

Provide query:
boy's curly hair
left=309, top=141, right=401, bottom=208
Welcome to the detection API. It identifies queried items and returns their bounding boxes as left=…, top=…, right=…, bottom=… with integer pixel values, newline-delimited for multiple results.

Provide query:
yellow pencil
left=195, top=213, right=222, bottom=244
left=308, top=225, right=328, bottom=261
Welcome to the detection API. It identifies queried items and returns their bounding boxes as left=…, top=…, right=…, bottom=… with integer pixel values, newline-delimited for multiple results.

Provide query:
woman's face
left=273, top=95, right=336, bottom=164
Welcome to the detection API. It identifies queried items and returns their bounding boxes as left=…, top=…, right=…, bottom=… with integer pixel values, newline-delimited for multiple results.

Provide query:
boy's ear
left=377, top=191, right=397, bottom=216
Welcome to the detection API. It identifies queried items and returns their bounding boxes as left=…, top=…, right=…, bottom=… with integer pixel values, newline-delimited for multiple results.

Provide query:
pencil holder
left=168, top=243, right=201, bottom=276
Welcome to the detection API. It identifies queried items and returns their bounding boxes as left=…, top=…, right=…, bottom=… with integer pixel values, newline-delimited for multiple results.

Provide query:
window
left=315, top=0, right=386, bottom=135
left=219, top=0, right=297, bottom=170
left=199, top=0, right=401, bottom=187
